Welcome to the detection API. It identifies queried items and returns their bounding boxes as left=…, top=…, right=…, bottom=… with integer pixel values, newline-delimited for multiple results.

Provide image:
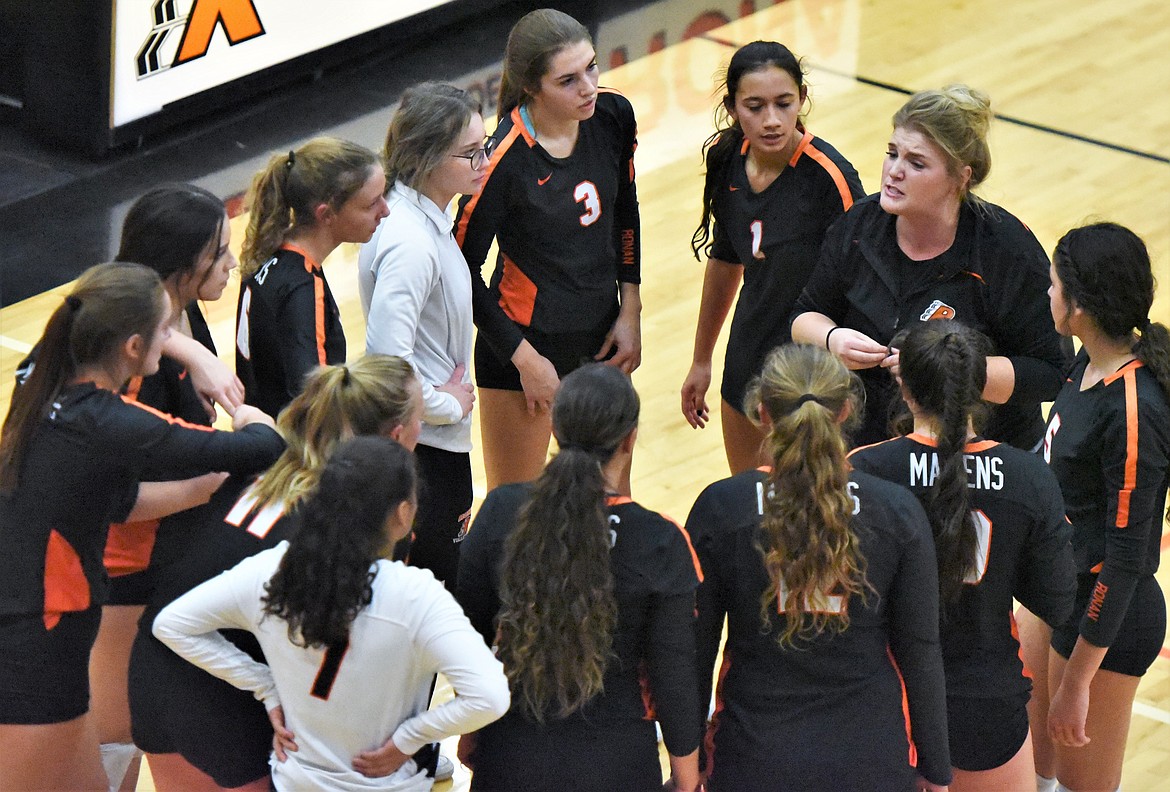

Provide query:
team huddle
left=2, top=7, right=1167, bottom=792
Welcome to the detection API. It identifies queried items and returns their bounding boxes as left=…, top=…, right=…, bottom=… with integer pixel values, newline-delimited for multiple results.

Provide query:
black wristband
left=825, top=325, right=842, bottom=350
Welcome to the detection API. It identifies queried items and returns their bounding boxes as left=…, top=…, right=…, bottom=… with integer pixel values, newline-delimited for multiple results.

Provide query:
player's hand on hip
left=353, top=736, right=410, bottom=778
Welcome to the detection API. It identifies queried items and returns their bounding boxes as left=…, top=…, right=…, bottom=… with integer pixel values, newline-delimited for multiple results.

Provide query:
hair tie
left=285, top=150, right=296, bottom=170
left=65, top=295, right=82, bottom=312
left=1139, top=317, right=1152, bottom=332
left=795, top=394, right=821, bottom=407
left=340, top=365, right=351, bottom=384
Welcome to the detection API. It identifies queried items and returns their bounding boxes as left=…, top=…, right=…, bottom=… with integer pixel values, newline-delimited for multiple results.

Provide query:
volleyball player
left=236, top=137, right=389, bottom=416
left=130, top=356, right=424, bottom=790
left=154, top=435, right=509, bottom=791
left=455, top=8, right=642, bottom=490
left=849, top=320, right=1075, bottom=791
left=1029, top=223, right=1170, bottom=792
left=93, top=184, right=240, bottom=790
left=686, top=344, right=950, bottom=791
left=792, top=85, right=1067, bottom=449
left=681, top=40, right=863, bottom=473
left=0, top=262, right=284, bottom=792
left=360, top=83, right=484, bottom=589
left=455, top=364, right=702, bottom=791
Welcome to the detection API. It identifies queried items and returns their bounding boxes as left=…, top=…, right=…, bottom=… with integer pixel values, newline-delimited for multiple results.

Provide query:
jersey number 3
left=575, top=181, right=601, bottom=227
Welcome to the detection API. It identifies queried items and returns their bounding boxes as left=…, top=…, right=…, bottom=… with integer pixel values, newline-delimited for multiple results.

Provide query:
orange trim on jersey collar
left=605, top=495, right=634, bottom=506
left=788, top=130, right=813, bottom=166
left=1103, top=358, right=1144, bottom=386
left=279, top=243, right=319, bottom=271
left=512, top=106, right=538, bottom=147
left=454, top=124, right=524, bottom=247
left=906, top=432, right=998, bottom=453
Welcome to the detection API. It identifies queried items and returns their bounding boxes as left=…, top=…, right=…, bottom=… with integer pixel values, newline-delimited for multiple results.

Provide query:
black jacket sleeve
left=981, top=211, right=1068, bottom=405
left=644, top=515, right=701, bottom=756
left=276, top=277, right=330, bottom=405
left=791, top=205, right=860, bottom=326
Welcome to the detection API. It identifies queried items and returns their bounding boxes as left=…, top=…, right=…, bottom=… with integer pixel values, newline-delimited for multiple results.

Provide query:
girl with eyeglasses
left=455, top=8, right=642, bottom=492
left=358, top=83, right=487, bottom=591
left=681, top=41, right=864, bottom=474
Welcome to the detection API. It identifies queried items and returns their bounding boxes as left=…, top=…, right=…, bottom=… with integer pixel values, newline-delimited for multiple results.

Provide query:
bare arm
left=127, top=473, right=229, bottom=522
left=681, top=258, right=742, bottom=429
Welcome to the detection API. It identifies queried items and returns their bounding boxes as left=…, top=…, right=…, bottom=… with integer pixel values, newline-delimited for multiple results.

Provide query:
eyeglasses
left=450, top=138, right=496, bottom=171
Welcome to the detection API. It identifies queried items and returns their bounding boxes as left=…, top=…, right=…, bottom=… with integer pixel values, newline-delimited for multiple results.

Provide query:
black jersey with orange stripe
left=140, top=474, right=298, bottom=652
left=131, top=303, right=217, bottom=426
left=0, top=383, right=284, bottom=624
left=710, top=132, right=863, bottom=409
left=455, top=483, right=701, bottom=760
left=849, top=434, right=1075, bottom=699
left=454, top=90, right=639, bottom=361
left=1042, top=351, right=1170, bottom=647
left=793, top=196, right=1068, bottom=449
left=686, top=467, right=950, bottom=789
left=235, top=245, right=345, bottom=417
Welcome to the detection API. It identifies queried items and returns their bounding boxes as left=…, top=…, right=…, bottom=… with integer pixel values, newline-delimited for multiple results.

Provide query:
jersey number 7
left=310, top=639, right=350, bottom=700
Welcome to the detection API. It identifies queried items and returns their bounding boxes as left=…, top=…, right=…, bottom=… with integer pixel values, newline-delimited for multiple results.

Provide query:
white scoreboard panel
left=110, top=0, right=457, bottom=127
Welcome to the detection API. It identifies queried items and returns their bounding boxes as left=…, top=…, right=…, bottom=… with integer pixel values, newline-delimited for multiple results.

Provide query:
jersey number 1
left=750, top=220, right=764, bottom=259
left=575, top=181, right=601, bottom=227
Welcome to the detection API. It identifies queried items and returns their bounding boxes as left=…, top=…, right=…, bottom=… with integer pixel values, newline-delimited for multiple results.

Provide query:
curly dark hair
left=894, top=320, right=991, bottom=607
left=496, top=364, right=638, bottom=722
left=262, top=435, right=417, bottom=648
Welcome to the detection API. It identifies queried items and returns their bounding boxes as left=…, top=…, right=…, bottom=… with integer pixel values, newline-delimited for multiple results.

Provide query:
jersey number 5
left=575, top=181, right=601, bottom=227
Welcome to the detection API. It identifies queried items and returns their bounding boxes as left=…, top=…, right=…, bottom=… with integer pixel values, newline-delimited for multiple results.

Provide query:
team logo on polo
left=136, top=0, right=265, bottom=79
left=920, top=300, right=956, bottom=321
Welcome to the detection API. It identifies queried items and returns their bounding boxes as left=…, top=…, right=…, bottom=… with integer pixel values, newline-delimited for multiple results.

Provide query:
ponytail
left=241, top=138, right=379, bottom=277
left=691, top=127, right=743, bottom=260
left=746, top=344, right=867, bottom=646
left=1, top=262, right=166, bottom=492
left=249, top=355, right=416, bottom=511
left=1054, top=223, right=1170, bottom=404
left=495, top=364, right=637, bottom=721
left=896, top=321, right=991, bottom=606
left=498, top=9, right=591, bottom=121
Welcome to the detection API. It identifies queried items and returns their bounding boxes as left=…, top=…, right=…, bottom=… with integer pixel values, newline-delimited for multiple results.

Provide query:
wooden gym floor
left=1, top=0, right=1168, bottom=787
